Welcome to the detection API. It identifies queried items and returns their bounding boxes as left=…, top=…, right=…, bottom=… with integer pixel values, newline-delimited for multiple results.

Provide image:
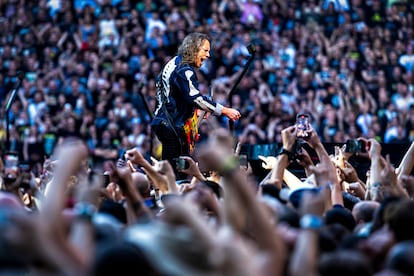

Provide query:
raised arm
left=396, top=141, right=414, bottom=179
left=197, top=133, right=287, bottom=276
left=38, top=139, right=92, bottom=275
left=270, top=125, right=297, bottom=189
left=125, top=148, right=178, bottom=194
left=108, top=161, right=153, bottom=224
left=305, top=126, right=330, bottom=165
left=289, top=189, right=327, bottom=276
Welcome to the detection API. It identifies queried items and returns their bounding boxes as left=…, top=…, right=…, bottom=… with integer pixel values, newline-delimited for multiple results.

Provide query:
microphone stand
left=4, top=71, right=25, bottom=151
left=136, top=81, right=155, bottom=160
left=137, top=81, right=154, bottom=121
left=227, top=44, right=256, bottom=135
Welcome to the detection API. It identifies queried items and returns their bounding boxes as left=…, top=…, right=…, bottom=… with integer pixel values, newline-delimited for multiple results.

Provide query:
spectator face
left=392, top=67, right=402, bottom=79
left=397, top=83, right=408, bottom=96
left=34, top=91, right=43, bottom=103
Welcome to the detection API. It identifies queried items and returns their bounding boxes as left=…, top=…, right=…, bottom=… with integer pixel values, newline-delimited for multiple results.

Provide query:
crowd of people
left=1, top=123, right=414, bottom=275
left=0, top=0, right=412, bottom=173
left=1, top=0, right=414, bottom=275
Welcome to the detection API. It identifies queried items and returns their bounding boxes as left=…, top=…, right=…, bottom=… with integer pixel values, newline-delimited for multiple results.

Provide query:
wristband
left=219, top=156, right=239, bottom=177
left=73, top=202, right=96, bottom=221
left=277, top=148, right=295, bottom=161
left=300, top=214, right=323, bottom=230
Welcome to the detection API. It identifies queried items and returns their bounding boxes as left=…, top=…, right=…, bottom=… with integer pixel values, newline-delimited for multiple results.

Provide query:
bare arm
left=57, top=31, right=69, bottom=50
left=126, top=149, right=178, bottom=194
left=39, top=140, right=91, bottom=275
left=289, top=189, right=326, bottom=276
left=109, top=161, right=153, bottom=223
left=197, top=132, right=287, bottom=276
left=270, top=126, right=297, bottom=189
left=396, top=141, right=414, bottom=179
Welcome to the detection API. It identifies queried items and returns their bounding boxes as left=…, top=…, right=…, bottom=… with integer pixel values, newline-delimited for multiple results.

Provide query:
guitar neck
left=197, top=110, right=206, bottom=128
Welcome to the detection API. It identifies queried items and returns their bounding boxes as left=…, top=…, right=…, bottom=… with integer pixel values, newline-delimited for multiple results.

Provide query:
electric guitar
left=183, top=86, right=212, bottom=154
left=183, top=109, right=204, bottom=154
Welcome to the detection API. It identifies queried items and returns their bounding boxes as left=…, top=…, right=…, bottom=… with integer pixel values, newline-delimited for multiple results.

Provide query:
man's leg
left=152, top=123, right=189, bottom=180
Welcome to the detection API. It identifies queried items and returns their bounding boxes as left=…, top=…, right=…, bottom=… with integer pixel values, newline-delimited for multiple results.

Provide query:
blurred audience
left=0, top=1, right=414, bottom=274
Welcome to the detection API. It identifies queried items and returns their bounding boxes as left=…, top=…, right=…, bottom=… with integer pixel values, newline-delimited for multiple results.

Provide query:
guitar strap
left=156, top=74, right=184, bottom=154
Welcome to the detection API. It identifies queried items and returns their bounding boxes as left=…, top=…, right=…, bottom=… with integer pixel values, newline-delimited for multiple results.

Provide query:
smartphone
left=119, top=150, right=127, bottom=161
left=345, top=139, right=364, bottom=153
left=296, top=114, right=310, bottom=138
left=102, top=174, right=110, bottom=187
left=4, top=151, right=19, bottom=173
left=173, top=158, right=190, bottom=170
left=239, top=154, right=248, bottom=168
left=3, top=151, right=19, bottom=183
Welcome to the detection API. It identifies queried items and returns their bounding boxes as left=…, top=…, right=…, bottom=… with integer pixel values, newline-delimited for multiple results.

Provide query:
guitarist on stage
left=151, top=32, right=241, bottom=179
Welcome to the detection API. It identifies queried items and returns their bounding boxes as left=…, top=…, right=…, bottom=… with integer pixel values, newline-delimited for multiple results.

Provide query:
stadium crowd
left=0, top=0, right=414, bottom=275
left=0, top=0, right=412, bottom=171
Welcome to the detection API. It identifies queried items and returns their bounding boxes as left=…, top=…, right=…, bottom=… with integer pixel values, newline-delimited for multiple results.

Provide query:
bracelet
left=219, top=156, right=239, bottom=177
left=300, top=214, right=323, bottom=230
left=277, top=148, right=295, bottom=161
left=73, top=202, right=96, bottom=221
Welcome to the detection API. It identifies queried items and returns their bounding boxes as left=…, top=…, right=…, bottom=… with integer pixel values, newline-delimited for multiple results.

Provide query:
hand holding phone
left=173, top=157, right=190, bottom=170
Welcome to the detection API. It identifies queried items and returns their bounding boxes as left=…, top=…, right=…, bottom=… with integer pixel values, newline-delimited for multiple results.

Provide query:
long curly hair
left=177, top=32, right=211, bottom=65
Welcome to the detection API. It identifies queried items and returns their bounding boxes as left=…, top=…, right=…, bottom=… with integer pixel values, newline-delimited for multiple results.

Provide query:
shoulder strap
left=155, top=73, right=184, bottom=153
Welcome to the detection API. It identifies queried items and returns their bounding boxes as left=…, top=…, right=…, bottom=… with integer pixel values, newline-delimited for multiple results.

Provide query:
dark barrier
left=241, top=143, right=412, bottom=182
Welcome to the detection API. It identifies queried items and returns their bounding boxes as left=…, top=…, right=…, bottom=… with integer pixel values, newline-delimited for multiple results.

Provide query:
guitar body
left=183, top=86, right=211, bottom=154
left=183, top=109, right=201, bottom=154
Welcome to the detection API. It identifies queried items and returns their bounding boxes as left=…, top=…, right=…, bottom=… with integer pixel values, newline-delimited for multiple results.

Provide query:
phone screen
left=239, top=154, right=248, bottom=168
left=3, top=152, right=19, bottom=182
left=296, top=114, right=310, bottom=138
left=4, top=152, right=19, bottom=173
left=102, top=174, right=110, bottom=187
left=345, top=139, right=364, bottom=153
left=173, top=158, right=189, bottom=170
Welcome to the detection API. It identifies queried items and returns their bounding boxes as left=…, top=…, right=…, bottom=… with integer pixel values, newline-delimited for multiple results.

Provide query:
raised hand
left=258, top=155, right=277, bottom=170
left=125, top=148, right=147, bottom=166
left=177, top=156, right=206, bottom=181
left=338, top=160, right=360, bottom=184
left=281, top=126, right=297, bottom=152
left=108, top=161, right=133, bottom=192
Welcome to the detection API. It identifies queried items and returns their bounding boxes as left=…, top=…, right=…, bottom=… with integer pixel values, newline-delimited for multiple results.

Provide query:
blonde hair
left=177, top=32, right=211, bottom=65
